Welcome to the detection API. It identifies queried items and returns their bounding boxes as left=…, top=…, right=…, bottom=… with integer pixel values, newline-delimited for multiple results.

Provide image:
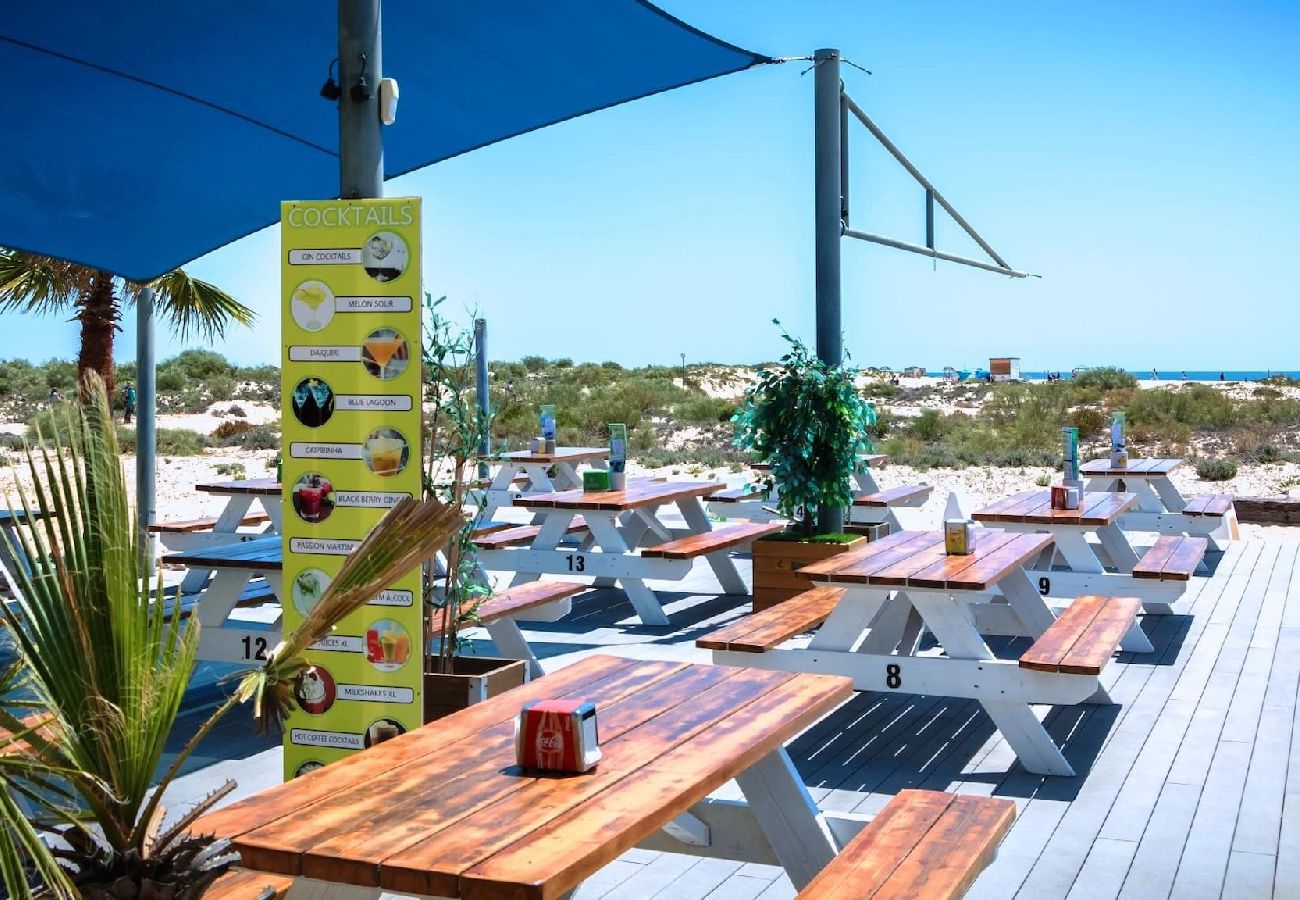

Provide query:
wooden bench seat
left=697, top=587, right=845, bottom=653
left=641, top=522, right=784, bottom=560
left=1183, top=493, right=1234, bottom=517
left=853, top=484, right=932, bottom=507
left=1133, top=535, right=1208, bottom=581
left=430, top=580, right=585, bottom=630
left=147, top=512, right=270, bottom=534
left=471, top=517, right=589, bottom=549
left=798, top=789, right=1016, bottom=899
left=1019, top=596, right=1141, bottom=675
left=707, top=486, right=767, bottom=503
left=205, top=869, right=294, bottom=899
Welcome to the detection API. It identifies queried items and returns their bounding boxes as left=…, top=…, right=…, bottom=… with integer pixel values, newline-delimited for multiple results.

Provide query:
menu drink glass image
left=282, top=197, right=422, bottom=780
left=361, top=327, right=409, bottom=380
left=364, top=427, right=409, bottom=477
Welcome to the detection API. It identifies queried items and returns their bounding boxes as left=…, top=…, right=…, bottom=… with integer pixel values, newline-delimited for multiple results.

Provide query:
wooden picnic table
left=194, top=654, right=856, bottom=896
left=1079, top=457, right=1183, bottom=512
left=177, top=479, right=283, bottom=593
left=972, top=490, right=1174, bottom=621
left=1080, top=457, right=1238, bottom=545
left=706, top=529, right=1111, bottom=776
left=476, top=480, right=764, bottom=627
left=162, top=536, right=282, bottom=664
left=474, top=447, right=609, bottom=521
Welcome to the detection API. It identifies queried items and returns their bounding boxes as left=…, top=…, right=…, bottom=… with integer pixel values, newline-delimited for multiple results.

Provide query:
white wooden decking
left=168, top=534, right=1300, bottom=899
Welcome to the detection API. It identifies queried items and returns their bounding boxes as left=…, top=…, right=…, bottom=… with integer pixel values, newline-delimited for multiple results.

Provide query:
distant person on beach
left=48, top=387, right=62, bottom=405
left=1181, top=371, right=1188, bottom=381
left=122, top=383, right=137, bottom=424
left=1220, top=372, right=1225, bottom=382
left=1151, top=368, right=1159, bottom=381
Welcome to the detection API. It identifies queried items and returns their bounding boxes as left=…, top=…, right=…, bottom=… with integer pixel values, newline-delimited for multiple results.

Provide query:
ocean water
left=930, top=370, right=1300, bottom=382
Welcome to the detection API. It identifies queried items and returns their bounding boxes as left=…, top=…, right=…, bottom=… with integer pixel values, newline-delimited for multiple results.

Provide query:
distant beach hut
left=990, top=357, right=1021, bottom=382
left=903, top=365, right=927, bottom=378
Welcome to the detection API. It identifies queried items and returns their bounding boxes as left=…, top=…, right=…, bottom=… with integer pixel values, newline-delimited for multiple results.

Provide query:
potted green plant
left=0, top=375, right=463, bottom=899
left=420, top=295, right=526, bottom=721
left=732, top=322, right=878, bottom=610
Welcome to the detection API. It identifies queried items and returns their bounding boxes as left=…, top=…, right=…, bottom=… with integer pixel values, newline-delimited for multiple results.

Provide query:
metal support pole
left=839, top=94, right=850, bottom=227
left=136, top=286, right=156, bottom=557
left=925, top=189, right=935, bottom=250
left=338, top=0, right=383, bottom=198
left=475, top=318, right=490, bottom=477
left=813, top=48, right=844, bottom=535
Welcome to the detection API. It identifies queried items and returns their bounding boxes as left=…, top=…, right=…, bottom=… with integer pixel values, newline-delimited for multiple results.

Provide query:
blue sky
left=7, top=1, right=1299, bottom=371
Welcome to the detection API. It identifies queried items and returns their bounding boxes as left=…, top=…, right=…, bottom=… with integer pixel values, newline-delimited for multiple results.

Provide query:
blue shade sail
left=0, top=1, right=769, bottom=281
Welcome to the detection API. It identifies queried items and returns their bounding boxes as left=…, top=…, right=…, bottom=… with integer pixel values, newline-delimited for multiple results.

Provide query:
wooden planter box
left=751, top=534, right=867, bottom=612
left=424, top=656, right=529, bottom=723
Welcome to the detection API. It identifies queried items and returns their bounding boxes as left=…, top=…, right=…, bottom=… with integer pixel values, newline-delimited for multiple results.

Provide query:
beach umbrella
left=0, top=2, right=771, bottom=532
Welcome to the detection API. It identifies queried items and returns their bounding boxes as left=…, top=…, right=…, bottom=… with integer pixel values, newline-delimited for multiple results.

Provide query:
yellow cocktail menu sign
left=280, top=198, right=422, bottom=779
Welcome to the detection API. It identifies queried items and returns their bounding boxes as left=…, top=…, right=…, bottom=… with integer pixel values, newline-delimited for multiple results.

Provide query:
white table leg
left=1096, top=523, right=1140, bottom=573
left=1127, top=479, right=1167, bottom=513
left=484, top=617, right=545, bottom=678
left=677, top=496, right=747, bottom=596
left=852, top=468, right=881, bottom=495
left=1151, top=476, right=1187, bottom=513
left=259, top=494, right=283, bottom=533
left=808, top=588, right=891, bottom=652
left=1049, top=530, right=1106, bottom=573
left=180, top=496, right=255, bottom=594
left=521, top=462, right=557, bottom=493
left=856, top=592, right=918, bottom=655
left=908, top=588, right=1074, bottom=777
left=552, top=462, right=583, bottom=491
left=508, top=511, right=575, bottom=587
left=583, top=514, right=669, bottom=626
left=734, top=748, right=837, bottom=890
left=1084, top=476, right=1119, bottom=494
left=996, top=567, right=1058, bottom=637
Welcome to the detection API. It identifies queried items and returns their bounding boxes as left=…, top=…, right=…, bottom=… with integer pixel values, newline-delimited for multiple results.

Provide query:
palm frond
left=236, top=497, right=466, bottom=731
left=0, top=249, right=91, bottom=317
left=142, top=270, right=256, bottom=341
left=0, top=373, right=202, bottom=891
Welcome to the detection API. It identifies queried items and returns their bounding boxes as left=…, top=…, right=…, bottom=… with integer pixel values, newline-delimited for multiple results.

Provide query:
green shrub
left=1196, top=458, right=1237, bottom=481
left=1069, top=407, right=1106, bottom=439
left=171, top=349, right=234, bottom=380
left=863, top=381, right=902, bottom=399
left=1072, top=367, right=1137, bottom=391
left=157, top=428, right=208, bottom=455
left=1035, top=473, right=1052, bottom=487
left=156, top=363, right=187, bottom=392
left=911, top=408, right=947, bottom=442
left=521, top=355, right=547, bottom=373
left=676, top=395, right=737, bottom=424
left=206, top=374, right=236, bottom=402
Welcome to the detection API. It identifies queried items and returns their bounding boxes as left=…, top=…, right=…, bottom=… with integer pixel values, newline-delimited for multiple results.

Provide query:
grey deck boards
left=163, top=532, right=1300, bottom=899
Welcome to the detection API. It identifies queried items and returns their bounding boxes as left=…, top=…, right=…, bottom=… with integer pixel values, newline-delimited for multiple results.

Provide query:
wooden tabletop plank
left=905, top=530, right=1021, bottom=589
left=161, top=540, right=281, bottom=569
left=518, top=480, right=723, bottom=512
left=867, top=537, right=956, bottom=587
left=1080, top=457, right=1180, bottom=476
left=196, top=655, right=643, bottom=842
left=494, top=447, right=609, bottom=464
left=974, top=491, right=1136, bottom=526
left=195, top=478, right=282, bottom=496
left=799, top=531, right=936, bottom=583
left=239, top=660, right=705, bottom=879
left=950, top=532, right=1055, bottom=591
left=457, top=672, right=855, bottom=900
left=308, top=666, right=795, bottom=892
left=1018, top=595, right=1104, bottom=673
left=1019, top=492, right=1136, bottom=526
left=292, top=664, right=757, bottom=887
left=162, top=536, right=282, bottom=570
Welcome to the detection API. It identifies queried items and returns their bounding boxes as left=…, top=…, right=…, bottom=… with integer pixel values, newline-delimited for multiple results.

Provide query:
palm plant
left=0, top=374, right=464, bottom=899
left=0, top=250, right=255, bottom=397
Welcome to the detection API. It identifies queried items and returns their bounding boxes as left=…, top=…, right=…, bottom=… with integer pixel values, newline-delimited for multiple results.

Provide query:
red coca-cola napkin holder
left=516, top=699, right=601, bottom=773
